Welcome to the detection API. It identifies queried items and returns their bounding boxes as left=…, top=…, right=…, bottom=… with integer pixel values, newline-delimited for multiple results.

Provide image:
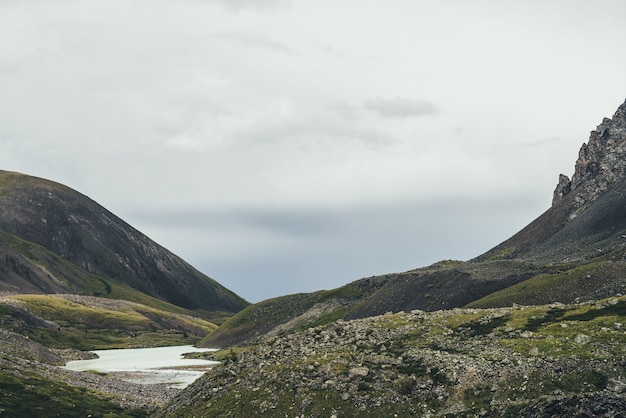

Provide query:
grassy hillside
left=203, top=252, right=626, bottom=348
left=0, top=169, right=249, bottom=314
left=199, top=279, right=386, bottom=348
left=468, top=259, right=626, bottom=309
left=0, top=294, right=217, bottom=350
left=0, top=326, right=177, bottom=417
left=200, top=260, right=545, bottom=347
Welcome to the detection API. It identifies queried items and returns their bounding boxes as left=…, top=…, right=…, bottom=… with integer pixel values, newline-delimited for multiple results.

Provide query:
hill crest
left=0, top=170, right=248, bottom=314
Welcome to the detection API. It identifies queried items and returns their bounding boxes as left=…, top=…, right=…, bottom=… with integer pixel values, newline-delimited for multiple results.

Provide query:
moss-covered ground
left=160, top=296, right=626, bottom=417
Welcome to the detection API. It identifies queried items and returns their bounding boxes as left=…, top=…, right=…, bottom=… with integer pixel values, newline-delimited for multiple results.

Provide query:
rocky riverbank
left=0, top=328, right=179, bottom=414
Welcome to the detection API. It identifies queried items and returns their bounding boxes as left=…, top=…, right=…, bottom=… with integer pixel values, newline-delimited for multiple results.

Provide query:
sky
left=1, top=1, right=626, bottom=303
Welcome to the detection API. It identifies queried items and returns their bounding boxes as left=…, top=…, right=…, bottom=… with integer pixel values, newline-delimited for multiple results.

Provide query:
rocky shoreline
left=0, top=328, right=179, bottom=412
left=38, top=361, right=180, bottom=411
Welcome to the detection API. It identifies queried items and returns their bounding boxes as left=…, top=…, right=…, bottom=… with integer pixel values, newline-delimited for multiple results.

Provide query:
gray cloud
left=128, top=195, right=543, bottom=302
left=190, top=0, right=291, bottom=11
left=132, top=208, right=339, bottom=237
left=365, top=97, right=439, bottom=118
left=235, top=112, right=399, bottom=149
left=213, top=31, right=295, bottom=55
left=326, top=102, right=358, bottom=122
left=521, top=136, right=566, bottom=147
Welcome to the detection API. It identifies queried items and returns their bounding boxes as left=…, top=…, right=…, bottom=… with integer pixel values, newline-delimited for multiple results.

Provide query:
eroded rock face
left=553, top=99, right=626, bottom=207
left=552, top=173, right=572, bottom=205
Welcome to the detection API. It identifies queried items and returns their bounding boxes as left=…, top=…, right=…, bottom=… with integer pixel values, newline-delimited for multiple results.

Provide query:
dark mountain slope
left=476, top=176, right=626, bottom=264
left=478, top=99, right=626, bottom=263
left=344, top=261, right=536, bottom=319
left=361, top=98, right=626, bottom=313
left=367, top=98, right=626, bottom=313
left=0, top=227, right=110, bottom=295
left=0, top=170, right=248, bottom=314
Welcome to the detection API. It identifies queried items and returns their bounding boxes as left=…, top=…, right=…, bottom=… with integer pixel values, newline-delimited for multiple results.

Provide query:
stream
left=64, top=345, right=219, bottom=389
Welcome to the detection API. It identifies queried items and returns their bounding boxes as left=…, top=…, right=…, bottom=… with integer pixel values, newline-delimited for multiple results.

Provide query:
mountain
left=479, top=99, right=626, bottom=263
left=202, top=98, right=626, bottom=347
left=0, top=170, right=248, bottom=315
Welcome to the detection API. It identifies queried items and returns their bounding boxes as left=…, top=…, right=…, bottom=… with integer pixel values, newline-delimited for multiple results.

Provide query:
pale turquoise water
left=64, top=345, right=219, bottom=388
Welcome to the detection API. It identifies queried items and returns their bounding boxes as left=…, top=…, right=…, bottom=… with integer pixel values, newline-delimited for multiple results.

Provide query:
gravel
left=0, top=328, right=180, bottom=412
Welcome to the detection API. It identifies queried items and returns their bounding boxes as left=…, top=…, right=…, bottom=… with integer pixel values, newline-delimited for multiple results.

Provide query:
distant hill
left=202, top=98, right=626, bottom=347
left=0, top=170, right=249, bottom=315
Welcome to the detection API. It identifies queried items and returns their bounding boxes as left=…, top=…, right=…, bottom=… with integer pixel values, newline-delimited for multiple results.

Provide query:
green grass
left=14, top=294, right=149, bottom=326
left=467, top=262, right=602, bottom=308
left=0, top=368, right=148, bottom=417
left=494, top=369, right=608, bottom=403
left=165, top=380, right=435, bottom=418
left=455, top=313, right=510, bottom=337
left=202, top=283, right=379, bottom=347
left=496, top=297, right=626, bottom=359
left=3, top=294, right=217, bottom=350
left=106, top=282, right=232, bottom=322
left=319, top=282, right=370, bottom=300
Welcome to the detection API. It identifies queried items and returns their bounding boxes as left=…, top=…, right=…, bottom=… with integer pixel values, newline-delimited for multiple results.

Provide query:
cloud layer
left=1, top=0, right=626, bottom=301
left=365, top=98, right=439, bottom=118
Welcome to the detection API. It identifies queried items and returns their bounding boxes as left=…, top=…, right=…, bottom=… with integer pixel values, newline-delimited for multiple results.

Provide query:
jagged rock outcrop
left=479, top=98, right=626, bottom=264
left=552, top=173, right=572, bottom=205
left=552, top=99, right=626, bottom=208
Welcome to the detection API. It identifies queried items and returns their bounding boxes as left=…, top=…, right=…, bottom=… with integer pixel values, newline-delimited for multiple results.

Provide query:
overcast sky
left=2, top=1, right=626, bottom=303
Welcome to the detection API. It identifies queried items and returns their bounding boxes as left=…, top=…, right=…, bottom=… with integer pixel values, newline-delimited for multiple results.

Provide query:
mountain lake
left=64, top=345, right=219, bottom=389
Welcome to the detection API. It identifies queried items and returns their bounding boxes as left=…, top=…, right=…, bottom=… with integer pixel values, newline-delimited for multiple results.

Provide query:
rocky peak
left=552, top=99, right=626, bottom=208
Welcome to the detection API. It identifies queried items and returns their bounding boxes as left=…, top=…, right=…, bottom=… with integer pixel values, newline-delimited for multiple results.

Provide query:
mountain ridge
left=481, top=98, right=626, bottom=263
left=0, top=170, right=248, bottom=315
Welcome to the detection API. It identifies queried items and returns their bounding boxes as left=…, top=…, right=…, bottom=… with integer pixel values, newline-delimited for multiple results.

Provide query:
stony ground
left=158, top=298, right=626, bottom=417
